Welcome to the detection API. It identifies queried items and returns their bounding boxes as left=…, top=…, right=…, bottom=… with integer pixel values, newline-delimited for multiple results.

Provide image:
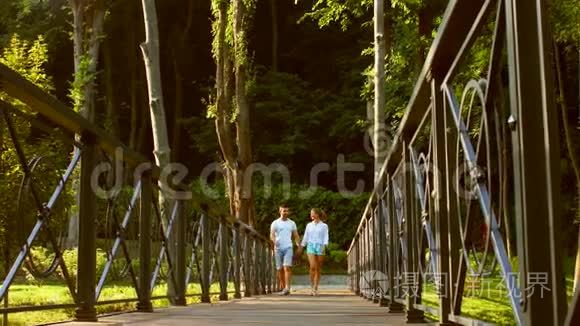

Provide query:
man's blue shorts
left=274, top=247, right=293, bottom=270
left=306, top=243, right=325, bottom=256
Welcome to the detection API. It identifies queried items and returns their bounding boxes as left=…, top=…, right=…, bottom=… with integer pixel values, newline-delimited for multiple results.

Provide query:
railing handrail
left=347, top=0, right=486, bottom=255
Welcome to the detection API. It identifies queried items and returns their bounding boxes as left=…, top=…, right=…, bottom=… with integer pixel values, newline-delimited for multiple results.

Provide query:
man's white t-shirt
left=270, top=217, right=297, bottom=250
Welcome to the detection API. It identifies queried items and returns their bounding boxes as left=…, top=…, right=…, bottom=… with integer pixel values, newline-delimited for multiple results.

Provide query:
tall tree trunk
left=140, top=0, right=172, bottom=224
left=270, top=0, right=278, bottom=72
left=233, top=0, right=254, bottom=226
left=172, top=50, right=183, bottom=162
left=140, top=0, right=171, bottom=170
left=213, top=0, right=237, bottom=218
left=128, top=9, right=139, bottom=151
left=373, top=0, right=387, bottom=185
left=141, top=0, right=174, bottom=302
left=211, top=0, right=255, bottom=226
left=171, top=1, right=194, bottom=162
left=66, top=0, right=105, bottom=249
left=137, top=85, right=150, bottom=153
left=555, top=41, right=580, bottom=292
left=104, top=38, right=118, bottom=138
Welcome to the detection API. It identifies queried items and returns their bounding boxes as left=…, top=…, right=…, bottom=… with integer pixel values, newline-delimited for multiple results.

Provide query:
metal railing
left=0, top=58, right=274, bottom=324
left=348, top=0, right=577, bottom=325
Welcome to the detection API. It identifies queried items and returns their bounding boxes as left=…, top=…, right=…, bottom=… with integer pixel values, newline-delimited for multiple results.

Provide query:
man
left=270, top=203, right=300, bottom=295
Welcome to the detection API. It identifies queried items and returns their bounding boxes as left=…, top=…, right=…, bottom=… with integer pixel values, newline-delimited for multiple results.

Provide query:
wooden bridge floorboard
left=87, top=289, right=426, bottom=325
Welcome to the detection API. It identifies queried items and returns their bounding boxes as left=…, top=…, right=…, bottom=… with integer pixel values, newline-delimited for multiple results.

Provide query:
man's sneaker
left=279, top=288, right=290, bottom=296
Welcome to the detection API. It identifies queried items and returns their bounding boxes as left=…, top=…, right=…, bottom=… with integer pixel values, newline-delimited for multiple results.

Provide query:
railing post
left=360, top=226, right=364, bottom=297
left=270, top=246, right=275, bottom=294
left=365, top=221, right=371, bottom=300
left=200, top=212, right=211, bottom=303
left=253, top=237, right=260, bottom=295
left=377, top=198, right=388, bottom=306
left=169, top=201, right=186, bottom=306
left=271, top=246, right=277, bottom=293
left=372, top=210, right=379, bottom=304
left=358, top=238, right=363, bottom=297
left=137, top=172, right=153, bottom=312
left=387, top=180, right=404, bottom=313
left=404, top=145, right=424, bottom=322
left=260, top=242, right=267, bottom=295
left=75, top=135, right=97, bottom=322
left=233, top=226, right=242, bottom=299
left=243, top=230, right=252, bottom=297
left=444, top=79, right=462, bottom=316
left=264, top=242, right=272, bottom=294
left=359, top=228, right=364, bottom=297
left=505, top=1, right=566, bottom=324
left=261, top=243, right=266, bottom=294
left=354, top=238, right=360, bottom=295
left=367, top=219, right=376, bottom=301
left=431, top=74, right=452, bottom=324
left=219, top=218, right=229, bottom=301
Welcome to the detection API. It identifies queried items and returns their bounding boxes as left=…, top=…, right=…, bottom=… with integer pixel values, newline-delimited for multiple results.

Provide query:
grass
left=1, top=281, right=232, bottom=325
left=421, top=277, right=517, bottom=325
left=417, top=255, right=578, bottom=325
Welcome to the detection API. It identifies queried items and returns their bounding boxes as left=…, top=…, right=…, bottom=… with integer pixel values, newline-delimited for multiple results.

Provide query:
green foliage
left=192, top=178, right=364, bottom=270
left=301, top=0, right=372, bottom=31
left=0, top=0, right=62, bottom=46
left=194, top=179, right=369, bottom=250
left=0, top=34, right=53, bottom=94
left=326, top=242, right=347, bottom=264
left=551, top=0, right=580, bottom=44
left=68, top=55, right=96, bottom=113
left=0, top=33, right=73, bottom=259
left=248, top=67, right=371, bottom=181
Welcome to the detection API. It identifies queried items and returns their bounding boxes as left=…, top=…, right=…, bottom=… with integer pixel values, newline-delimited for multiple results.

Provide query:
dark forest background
left=0, top=0, right=578, bottom=255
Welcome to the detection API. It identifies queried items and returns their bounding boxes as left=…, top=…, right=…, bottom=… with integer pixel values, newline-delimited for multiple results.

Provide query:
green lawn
left=2, top=281, right=231, bottom=325
left=418, top=256, right=577, bottom=326
left=421, top=277, right=517, bottom=325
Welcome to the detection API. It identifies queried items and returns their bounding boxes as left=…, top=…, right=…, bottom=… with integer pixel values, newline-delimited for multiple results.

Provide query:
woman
left=300, top=208, right=329, bottom=296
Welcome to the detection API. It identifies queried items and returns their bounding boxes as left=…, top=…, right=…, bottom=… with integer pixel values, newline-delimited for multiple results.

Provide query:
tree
left=372, top=0, right=387, bottom=184
left=140, top=0, right=172, bottom=214
left=210, top=0, right=256, bottom=225
left=140, top=0, right=171, bottom=168
left=551, top=0, right=580, bottom=292
left=66, top=0, right=106, bottom=248
left=270, top=0, right=278, bottom=71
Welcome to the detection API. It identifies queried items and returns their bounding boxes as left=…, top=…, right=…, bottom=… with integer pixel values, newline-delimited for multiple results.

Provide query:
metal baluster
left=219, top=217, right=229, bottom=301
left=75, top=136, right=97, bottom=321
left=137, top=173, right=153, bottom=312
left=200, top=213, right=211, bottom=303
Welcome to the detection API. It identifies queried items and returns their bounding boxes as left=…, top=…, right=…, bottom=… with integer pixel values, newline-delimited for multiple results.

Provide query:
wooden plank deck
left=88, top=289, right=425, bottom=325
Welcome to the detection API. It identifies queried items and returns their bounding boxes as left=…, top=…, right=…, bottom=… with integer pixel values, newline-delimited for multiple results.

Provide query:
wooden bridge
left=1, top=0, right=580, bottom=325
left=81, top=289, right=414, bottom=326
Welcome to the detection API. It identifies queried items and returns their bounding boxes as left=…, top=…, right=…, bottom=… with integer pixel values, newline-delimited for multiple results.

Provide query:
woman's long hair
left=311, top=208, right=327, bottom=222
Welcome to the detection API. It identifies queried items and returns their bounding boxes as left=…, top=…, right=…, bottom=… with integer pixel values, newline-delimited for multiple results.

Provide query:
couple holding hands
left=270, top=203, right=329, bottom=296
